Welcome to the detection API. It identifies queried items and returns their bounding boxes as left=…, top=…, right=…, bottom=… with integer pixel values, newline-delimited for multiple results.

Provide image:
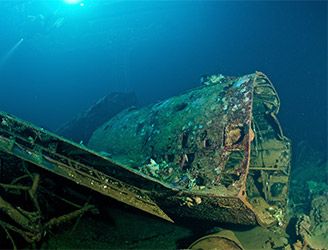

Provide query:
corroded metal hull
left=88, top=71, right=291, bottom=226
left=0, top=72, right=291, bottom=227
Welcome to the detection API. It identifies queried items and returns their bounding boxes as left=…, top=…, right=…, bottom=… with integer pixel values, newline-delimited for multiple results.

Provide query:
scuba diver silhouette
left=0, top=10, right=65, bottom=69
left=24, top=12, right=65, bottom=40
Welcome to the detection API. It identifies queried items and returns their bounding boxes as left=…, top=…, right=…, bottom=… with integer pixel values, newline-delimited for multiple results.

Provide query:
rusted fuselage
left=0, top=72, right=291, bottom=227
left=88, top=71, right=291, bottom=227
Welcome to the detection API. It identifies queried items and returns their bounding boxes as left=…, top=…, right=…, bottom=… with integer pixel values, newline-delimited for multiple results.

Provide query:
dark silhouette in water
left=57, top=92, right=138, bottom=143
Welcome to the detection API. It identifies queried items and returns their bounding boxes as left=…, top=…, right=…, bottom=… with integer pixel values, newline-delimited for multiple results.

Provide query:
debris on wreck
left=294, top=194, right=328, bottom=250
left=0, top=152, right=98, bottom=248
left=56, top=92, right=138, bottom=144
left=200, top=73, right=226, bottom=86
left=272, top=138, right=328, bottom=250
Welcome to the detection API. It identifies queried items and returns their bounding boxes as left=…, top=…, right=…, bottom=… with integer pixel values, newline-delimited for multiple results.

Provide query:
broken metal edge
left=0, top=111, right=178, bottom=191
left=0, top=118, right=174, bottom=223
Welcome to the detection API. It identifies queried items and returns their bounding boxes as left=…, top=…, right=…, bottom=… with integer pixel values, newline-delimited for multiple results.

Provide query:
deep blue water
left=0, top=1, right=327, bottom=152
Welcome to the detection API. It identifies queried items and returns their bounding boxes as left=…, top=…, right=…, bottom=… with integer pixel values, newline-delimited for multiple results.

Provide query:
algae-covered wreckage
left=0, top=71, right=291, bottom=246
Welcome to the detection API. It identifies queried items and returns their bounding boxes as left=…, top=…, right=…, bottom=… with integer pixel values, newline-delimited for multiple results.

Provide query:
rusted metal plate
left=0, top=71, right=291, bottom=227
left=0, top=112, right=173, bottom=222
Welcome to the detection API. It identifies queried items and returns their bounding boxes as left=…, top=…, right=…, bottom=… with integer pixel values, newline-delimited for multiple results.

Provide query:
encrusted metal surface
left=89, top=73, right=254, bottom=193
left=88, top=71, right=291, bottom=226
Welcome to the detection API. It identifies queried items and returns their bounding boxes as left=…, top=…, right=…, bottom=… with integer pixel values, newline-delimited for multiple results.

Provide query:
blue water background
left=0, top=1, right=326, bottom=152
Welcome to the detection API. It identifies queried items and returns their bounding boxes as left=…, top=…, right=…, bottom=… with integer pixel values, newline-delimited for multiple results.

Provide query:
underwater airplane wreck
left=0, top=71, right=295, bottom=249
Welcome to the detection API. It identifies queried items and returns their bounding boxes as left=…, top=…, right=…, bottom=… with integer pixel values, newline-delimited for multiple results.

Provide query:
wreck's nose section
left=88, top=71, right=291, bottom=227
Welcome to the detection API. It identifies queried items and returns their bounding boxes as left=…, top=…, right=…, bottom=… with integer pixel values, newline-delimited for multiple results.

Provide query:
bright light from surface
left=64, top=0, right=82, bottom=4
